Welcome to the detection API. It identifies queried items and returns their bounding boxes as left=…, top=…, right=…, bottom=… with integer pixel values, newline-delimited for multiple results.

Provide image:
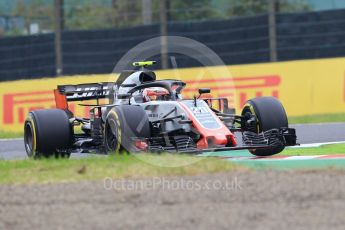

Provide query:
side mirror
left=198, top=88, right=211, bottom=95
left=117, top=93, right=131, bottom=99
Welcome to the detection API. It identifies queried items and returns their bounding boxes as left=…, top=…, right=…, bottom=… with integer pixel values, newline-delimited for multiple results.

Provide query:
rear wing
left=54, top=82, right=114, bottom=109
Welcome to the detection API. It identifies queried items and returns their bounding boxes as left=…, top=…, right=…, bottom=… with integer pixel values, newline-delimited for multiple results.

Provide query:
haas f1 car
left=24, top=61, right=297, bottom=158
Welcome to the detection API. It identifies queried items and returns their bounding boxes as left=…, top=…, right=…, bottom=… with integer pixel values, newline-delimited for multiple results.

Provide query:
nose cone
left=213, top=133, right=228, bottom=145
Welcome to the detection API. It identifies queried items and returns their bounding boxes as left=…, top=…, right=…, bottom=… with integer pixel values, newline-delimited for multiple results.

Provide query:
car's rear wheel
left=241, top=97, right=288, bottom=156
left=24, top=109, right=73, bottom=159
left=105, top=105, right=150, bottom=153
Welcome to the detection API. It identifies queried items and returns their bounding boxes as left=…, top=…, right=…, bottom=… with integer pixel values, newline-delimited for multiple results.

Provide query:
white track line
left=225, top=155, right=345, bottom=161
left=283, top=155, right=324, bottom=160
left=289, top=141, right=345, bottom=148
left=292, top=122, right=345, bottom=126
left=0, top=138, right=23, bottom=142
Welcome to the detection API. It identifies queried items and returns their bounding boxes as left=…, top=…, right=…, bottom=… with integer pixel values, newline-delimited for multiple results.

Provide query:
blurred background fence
left=1, top=0, right=345, bottom=81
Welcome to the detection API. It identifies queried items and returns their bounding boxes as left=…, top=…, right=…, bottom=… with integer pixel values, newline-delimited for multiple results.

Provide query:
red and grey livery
left=24, top=61, right=297, bottom=159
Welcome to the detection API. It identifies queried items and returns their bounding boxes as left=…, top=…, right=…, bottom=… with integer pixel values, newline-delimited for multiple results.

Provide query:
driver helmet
left=142, top=87, right=169, bottom=102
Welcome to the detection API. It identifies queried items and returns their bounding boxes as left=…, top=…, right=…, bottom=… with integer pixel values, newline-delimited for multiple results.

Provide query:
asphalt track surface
left=1, top=123, right=345, bottom=160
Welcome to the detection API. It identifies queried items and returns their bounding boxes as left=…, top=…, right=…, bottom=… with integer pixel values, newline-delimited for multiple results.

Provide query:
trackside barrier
left=1, top=57, right=345, bottom=132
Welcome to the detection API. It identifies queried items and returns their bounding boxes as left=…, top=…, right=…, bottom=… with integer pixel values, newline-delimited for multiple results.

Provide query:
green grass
left=282, top=143, right=345, bottom=156
left=289, top=113, right=345, bottom=124
left=1, top=143, right=345, bottom=185
left=0, top=154, right=242, bottom=185
left=0, top=130, right=22, bottom=139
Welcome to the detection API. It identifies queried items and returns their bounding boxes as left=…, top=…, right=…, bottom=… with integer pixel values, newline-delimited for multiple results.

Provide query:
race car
left=24, top=61, right=297, bottom=159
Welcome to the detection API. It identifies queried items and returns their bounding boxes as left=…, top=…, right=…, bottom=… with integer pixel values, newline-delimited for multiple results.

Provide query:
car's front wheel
left=104, top=105, right=151, bottom=153
left=241, top=97, right=288, bottom=156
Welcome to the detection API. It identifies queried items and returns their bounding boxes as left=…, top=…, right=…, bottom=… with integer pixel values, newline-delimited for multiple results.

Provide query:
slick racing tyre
left=105, top=105, right=151, bottom=153
left=24, top=109, right=73, bottom=159
left=242, top=97, right=288, bottom=156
